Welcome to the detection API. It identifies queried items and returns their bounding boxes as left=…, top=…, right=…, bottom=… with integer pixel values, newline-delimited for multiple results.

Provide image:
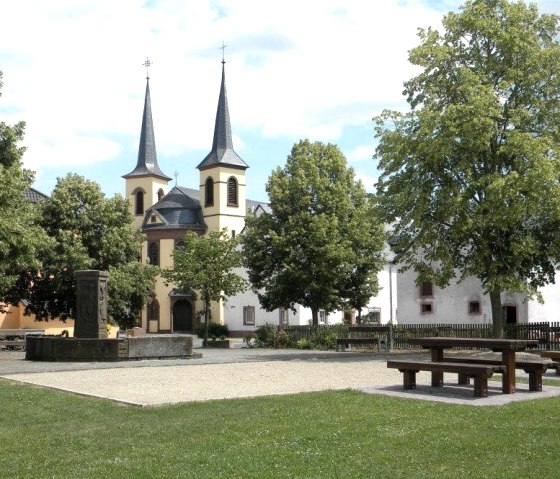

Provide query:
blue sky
left=1, top=0, right=557, bottom=202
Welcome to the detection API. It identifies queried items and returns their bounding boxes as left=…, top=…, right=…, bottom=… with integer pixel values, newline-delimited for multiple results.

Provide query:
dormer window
left=227, top=176, right=238, bottom=206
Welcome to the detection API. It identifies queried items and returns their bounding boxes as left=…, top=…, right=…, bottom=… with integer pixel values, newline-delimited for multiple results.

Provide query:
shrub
left=254, top=323, right=276, bottom=347
left=296, top=338, right=312, bottom=349
left=196, top=322, right=230, bottom=340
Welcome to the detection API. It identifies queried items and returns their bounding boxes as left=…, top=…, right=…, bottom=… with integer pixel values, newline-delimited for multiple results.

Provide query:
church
left=122, top=60, right=395, bottom=336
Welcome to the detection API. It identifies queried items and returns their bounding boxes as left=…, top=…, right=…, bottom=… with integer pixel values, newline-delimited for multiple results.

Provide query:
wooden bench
left=336, top=337, right=385, bottom=352
left=387, top=359, right=505, bottom=398
left=0, top=329, right=44, bottom=351
left=336, top=326, right=388, bottom=352
left=447, top=357, right=551, bottom=392
left=538, top=351, right=560, bottom=376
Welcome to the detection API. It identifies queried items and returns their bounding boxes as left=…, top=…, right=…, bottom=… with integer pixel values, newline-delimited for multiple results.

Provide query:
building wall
left=396, top=268, right=530, bottom=325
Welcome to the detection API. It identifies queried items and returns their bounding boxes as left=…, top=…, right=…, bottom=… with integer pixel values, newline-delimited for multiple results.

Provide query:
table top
left=408, top=337, right=539, bottom=351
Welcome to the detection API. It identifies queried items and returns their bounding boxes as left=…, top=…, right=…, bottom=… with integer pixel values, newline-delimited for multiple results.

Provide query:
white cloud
left=1, top=0, right=552, bottom=197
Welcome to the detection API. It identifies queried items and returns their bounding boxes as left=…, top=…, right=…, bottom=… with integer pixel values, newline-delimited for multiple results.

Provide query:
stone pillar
left=74, top=270, right=109, bottom=338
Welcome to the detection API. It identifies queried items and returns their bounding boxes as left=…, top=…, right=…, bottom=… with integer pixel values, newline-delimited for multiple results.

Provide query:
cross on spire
left=220, top=42, right=227, bottom=64
left=174, top=171, right=179, bottom=187
left=143, top=57, right=152, bottom=79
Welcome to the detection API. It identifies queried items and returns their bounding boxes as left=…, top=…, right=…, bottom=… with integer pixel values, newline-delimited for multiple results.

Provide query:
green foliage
left=107, top=262, right=158, bottom=330
left=11, top=174, right=145, bottom=320
left=242, top=139, right=386, bottom=326
left=375, top=0, right=560, bottom=337
left=163, top=229, right=247, bottom=344
left=296, top=338, right=312, bottom=349
left=195, top=322, right=229, bottom=340
left=253, top=323, right=277, bottom=347
left=0, top=72, right=49, bottom=302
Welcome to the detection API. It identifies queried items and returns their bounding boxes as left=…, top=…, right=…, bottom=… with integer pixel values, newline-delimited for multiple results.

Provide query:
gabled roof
left=24, top=187, right=48, bottom=203
left=197, top=62, right=248, bottom=171
left=142, top=186, right=206, bottom=231
left=123, top=78, right=172, bottom=181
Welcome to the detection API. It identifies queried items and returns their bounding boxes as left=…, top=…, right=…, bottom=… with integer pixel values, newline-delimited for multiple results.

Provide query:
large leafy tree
left=108, top=262, right=159, bottom=330
left=10, top=173, right=153, bottom=321
left=162, top=229, right=247, bottom=346
left=374, top=0, right=560, bottom=337
left=0, top=72, right=49, bottom=303
left=242, top=139, right=386, bottom=326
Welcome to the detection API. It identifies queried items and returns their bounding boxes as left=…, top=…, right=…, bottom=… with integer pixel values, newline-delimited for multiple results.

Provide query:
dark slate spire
left=123, top=77, right=171, bottom=180
left=197, top=61, right=248, bottom=171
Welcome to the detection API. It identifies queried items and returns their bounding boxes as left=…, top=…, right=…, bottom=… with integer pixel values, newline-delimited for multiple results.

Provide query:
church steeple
left=123, top=75, right=171, bottom=181
left=197, top=59, right=248, bottom=171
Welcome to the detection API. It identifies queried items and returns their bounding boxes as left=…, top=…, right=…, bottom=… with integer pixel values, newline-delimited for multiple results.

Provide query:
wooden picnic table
left=408, top=337, right=539, bottom=394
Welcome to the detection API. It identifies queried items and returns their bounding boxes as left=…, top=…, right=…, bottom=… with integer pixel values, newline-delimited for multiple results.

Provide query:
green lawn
left=1, top=378, right=559, bottom=479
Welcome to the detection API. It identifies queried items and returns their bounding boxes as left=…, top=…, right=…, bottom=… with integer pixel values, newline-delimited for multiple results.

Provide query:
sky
left=1, top=0, right=558, bottom=202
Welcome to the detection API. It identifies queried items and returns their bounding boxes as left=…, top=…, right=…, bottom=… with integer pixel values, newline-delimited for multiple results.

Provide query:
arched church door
left=173, top=299, right=193, bottom=332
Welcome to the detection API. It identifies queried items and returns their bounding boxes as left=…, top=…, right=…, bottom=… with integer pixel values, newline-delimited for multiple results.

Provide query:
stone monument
left=74, top=270, right=109, bottom=339
left=26, top=269, right=198, bottom=361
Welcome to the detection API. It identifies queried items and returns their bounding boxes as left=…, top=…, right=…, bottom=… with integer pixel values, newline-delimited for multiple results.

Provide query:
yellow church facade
left=123, top=61, right=257, bottom=334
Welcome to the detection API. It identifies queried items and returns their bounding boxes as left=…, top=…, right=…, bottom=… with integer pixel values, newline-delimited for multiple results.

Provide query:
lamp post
left=388, top=261, right=394, bottom=352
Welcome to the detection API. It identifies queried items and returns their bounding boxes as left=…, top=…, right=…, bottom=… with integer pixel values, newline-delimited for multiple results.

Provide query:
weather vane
left=220, top=41, right=227, bottom=64
left=143, top=57, right=152, bottom=79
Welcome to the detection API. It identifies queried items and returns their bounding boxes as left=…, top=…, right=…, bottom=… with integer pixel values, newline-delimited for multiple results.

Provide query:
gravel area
left=1, top=345, right=559, bottom=406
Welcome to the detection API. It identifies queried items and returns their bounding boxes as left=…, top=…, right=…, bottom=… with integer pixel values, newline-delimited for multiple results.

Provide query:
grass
left=1, top=379, right=559, bottom=479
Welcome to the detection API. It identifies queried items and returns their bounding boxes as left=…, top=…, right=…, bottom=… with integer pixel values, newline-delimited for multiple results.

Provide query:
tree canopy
left=9, top=173, right=153, bottom=321
left=242, top=139, right=386, bottom=326
left=107, top=262, right=159, bottom=330
left=374, top=0, right=560, bottom=336
left=162, top=229, right=247, bottom=345
left=0, top=71, right=49, bottom=303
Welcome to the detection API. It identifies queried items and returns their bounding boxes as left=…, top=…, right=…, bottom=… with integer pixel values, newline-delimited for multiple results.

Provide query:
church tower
left=123, top=67, right=171, bottom=228
left=197, top=58, right=248, bottom=237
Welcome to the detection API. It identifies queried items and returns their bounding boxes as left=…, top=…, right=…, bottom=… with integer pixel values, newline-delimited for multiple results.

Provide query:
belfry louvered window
left=205, top=177, right=214, bottom=206
left=227, top=177, right=238, bottom=206
left=135, top=190, right=144, bottom=215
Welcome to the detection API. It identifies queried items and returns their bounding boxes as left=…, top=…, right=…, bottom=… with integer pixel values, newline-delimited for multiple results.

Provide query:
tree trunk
left=489, top=287, right=504, bottom=338
left=203, top=300, right=211, bottom=347
left=311, top=308, right=319, bottom=326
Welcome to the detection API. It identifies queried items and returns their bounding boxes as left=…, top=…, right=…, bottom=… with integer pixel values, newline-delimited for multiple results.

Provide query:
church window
left=157, top=188, right=164, bottom=201
left=243, top=306, right=255, bottom=326
left=205, top=177, right=214, bottom=206
left=135, top=190, right=144, bottom=215
left=148, top=241, right=159, bottom=266
left=227, top=177, right=238, bottom=206
left=319, top=310, right=327, bottom=324
left=147, top=299, right=160, bottom=322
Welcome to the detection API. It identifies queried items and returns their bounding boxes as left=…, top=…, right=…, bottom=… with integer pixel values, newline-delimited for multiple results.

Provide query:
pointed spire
left=123, top=76, right=171, bottom=181
left=197, top=59, right=248, bottom=171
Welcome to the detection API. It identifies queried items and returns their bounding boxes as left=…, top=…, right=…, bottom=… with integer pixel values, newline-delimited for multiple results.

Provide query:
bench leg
left=473, top=375, right=489, bottom=398
left=431, top=371, right=444, bottom=387
left=401, top=369, right=417, bottom=390
left=526, top=370, right=543, bottom=392
left=458, top=373, right=470, bottom=385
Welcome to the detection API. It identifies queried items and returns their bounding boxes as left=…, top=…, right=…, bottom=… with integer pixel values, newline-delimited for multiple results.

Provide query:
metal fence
left=279, top=322, right=560, bottom=350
